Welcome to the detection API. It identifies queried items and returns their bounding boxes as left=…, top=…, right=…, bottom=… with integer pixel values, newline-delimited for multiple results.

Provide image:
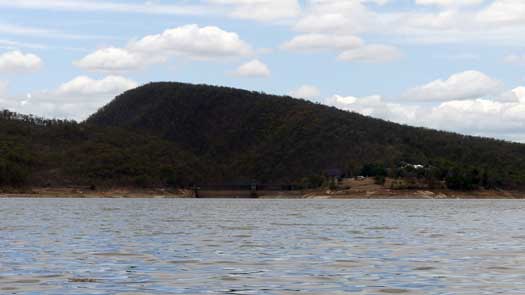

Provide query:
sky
left=1, top=0, right=525, bottom=141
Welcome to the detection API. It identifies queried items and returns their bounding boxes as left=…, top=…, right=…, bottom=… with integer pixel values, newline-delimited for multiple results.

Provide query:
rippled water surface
left=1, top=199, right=525, bottom=294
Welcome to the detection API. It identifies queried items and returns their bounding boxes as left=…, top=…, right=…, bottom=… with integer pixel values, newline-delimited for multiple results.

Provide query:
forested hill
left=2, top=82, right=525, bottom=190
left=86, top=82, right=525, bottom=189
left=0, top=111, right=203, bottom=188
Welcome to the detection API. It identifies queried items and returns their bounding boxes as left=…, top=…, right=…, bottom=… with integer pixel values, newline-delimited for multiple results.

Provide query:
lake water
left=1, top=199, right=525, bottom=294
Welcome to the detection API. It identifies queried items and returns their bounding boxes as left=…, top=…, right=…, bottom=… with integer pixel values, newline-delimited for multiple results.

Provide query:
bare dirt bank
left=0, top=187, right=192, bottom=198
left=0, top=186, right=524, bottom=199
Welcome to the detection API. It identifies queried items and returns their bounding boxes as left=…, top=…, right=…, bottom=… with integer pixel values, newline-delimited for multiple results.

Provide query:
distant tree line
left=357, top=162, right=498, bottom=191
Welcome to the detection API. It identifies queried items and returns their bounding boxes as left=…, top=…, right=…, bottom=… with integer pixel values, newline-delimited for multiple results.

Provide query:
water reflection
left=1, top=199, right=525, bottom=294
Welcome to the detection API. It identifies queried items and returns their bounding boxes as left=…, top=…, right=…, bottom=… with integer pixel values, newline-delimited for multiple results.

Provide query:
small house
left=325, top=168, right=345, bottom=184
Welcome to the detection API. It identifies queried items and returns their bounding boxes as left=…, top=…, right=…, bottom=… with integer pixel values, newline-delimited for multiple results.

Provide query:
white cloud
left=295, top=1, right=377, bottom=34
left=1, top=76, right=137, bottom=119
left=504, top=53, right=525, bottom=65
left=362, top=0, right=390, bottom=5
left=323, top=80, right=525, bottom=142
left=420, top=98, right=525, bottom=140
left=476, top=0, right=525, bottom=25
left=282, top=33, right=398, bottom=63
left=130, top=25, right=252, bottom=59
left=55, top=75, right=137, bottom=100
left=0, top=80, right=7, bottom=96
left=74, top=47, right=146, bottom=72
left=0, top=50, right=42, bottom=73
left=289, top=85, right=321, bottom=99
left=396, top=2, right=525, bottom=44
left=77, top=25, right=253, bottom=72
left=441, top=53, right=480, bottom=61
left=326, top=94, right=418, bottom=123
left=0, top=23, right=51, bottom=37
left=5, top=0, right=525, bottom=45
left=233, top=59, right=271, bottom=78
left=0, top=39, right=47, bottom=50
left=324, top=91, right=525, bottom=142
left=289, top=0, right=525, bottom=50
left=289, top=0, right=525, bottom=46
left=0, top=22, right=111, bottom=40
left=402, top=71, right=503, bottom=101
left=208, top=0, right=301, bottom=21
left=512, top=87, right=525, bottom=102
left=0, top=0, right=300, bottom=22
left=282, top=34, right=363, bottom=51
left=0, top=0, right=210, bottom=16
left=415, top=0, right=483, bottom=7
left=338, top=44, right=402, bottom=63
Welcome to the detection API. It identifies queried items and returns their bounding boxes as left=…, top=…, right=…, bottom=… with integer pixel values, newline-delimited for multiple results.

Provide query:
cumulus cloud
left=233, top=59, right=271, bottom=78
left=476, top=0, right=525, bottom=25
left=324, top=92, right=525, bottom=142
left=326, top=94, right=418, bottom=124
left=289, top=85, right=321, bottom=99
left=74, top=47, right=146, bottom=72
left=0, top=50, right=42, bottom=73
left=295, top=0, right=377, bottom=34
left=282, top=34, right=363, bottom=51
left=401, top=71, right=503, bottom=101
left=5, top=0, right=525, bottom=45
left=511, top=87, right=525, bottom=102
left=76, top=25, right=253, bottom=72
left=323, top=79, right=525, bottom=142
left=289, top=0, right=525, bottom=46
left=420, top=98, right=525, bottom=141
left=208, top=0, right=301, bottom=22
left=397, top=1, right=525, bottom=44
left=54, top=75, right=138, bottom=101
left=0, top=75, right=138, bottom=119
left=130, top=25, right=252, bottom=58
left=282, top=33, right=398, bottom=63
left=283, top=2, right=401, bottom=63
left=362, top=0, right=390, bottom=5
left=504, top=53, right=525, bottom=65
left=338, top=44, right=402, bottom=63
left=0, top=80, right=7, bottom=95
left=415, top=0, right=483, bottom=7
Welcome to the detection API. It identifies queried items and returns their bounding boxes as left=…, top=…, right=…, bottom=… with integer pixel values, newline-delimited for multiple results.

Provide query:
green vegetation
left=2, top=82, right=525, bottom=191
left=0, top=110, right=202, bottom=189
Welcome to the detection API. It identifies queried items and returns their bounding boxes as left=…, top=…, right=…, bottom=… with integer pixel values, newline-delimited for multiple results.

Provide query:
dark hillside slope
left=86, top=82, right=525, bottom=187
left=0, top=111, right=203, bottom=188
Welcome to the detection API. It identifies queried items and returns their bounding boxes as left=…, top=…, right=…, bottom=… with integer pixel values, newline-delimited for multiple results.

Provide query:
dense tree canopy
left=0, top=110, right=202, bottom=188
left=86, top=82, right=525, bottom=189
left=2, top=82, right=525, bottom=190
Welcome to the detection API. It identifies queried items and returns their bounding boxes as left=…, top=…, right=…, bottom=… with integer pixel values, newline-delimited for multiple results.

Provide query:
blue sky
left=1, top=0, right=525, bottom=141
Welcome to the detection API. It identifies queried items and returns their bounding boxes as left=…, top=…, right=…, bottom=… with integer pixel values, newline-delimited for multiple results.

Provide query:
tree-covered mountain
left=2, top=82, right=525, bottom=190
left=86, top=82, right=525, bottom=189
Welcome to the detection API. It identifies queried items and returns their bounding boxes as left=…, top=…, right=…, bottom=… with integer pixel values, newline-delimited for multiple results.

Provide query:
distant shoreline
left=1, top=187, right=524, bottom=199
